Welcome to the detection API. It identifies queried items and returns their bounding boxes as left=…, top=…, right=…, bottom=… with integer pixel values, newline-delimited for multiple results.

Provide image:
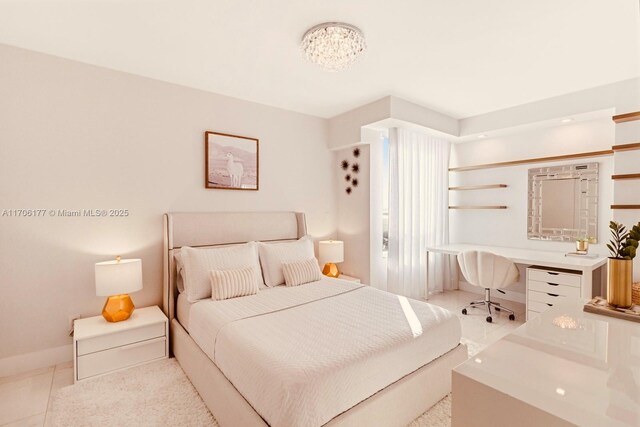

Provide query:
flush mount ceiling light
left=301, top=22, right=366, bottom=72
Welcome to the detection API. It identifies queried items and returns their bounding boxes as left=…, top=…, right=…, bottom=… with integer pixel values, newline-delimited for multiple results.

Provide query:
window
left=382, top=136, right=389, bottom=253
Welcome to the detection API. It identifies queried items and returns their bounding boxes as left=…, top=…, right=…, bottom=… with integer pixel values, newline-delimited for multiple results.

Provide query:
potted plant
left=576, top=236, right=596, bottom=254
left=606, top=221, right=640, bottom=307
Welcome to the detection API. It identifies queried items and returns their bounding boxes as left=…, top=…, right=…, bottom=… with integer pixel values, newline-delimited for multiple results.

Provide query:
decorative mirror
left=528, top=162, right=599, bottom=242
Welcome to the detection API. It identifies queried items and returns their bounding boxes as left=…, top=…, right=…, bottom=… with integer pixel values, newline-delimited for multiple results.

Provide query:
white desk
left=426, top=243, right=607, bottom=303
left=452, top=301, right=640, bottom=426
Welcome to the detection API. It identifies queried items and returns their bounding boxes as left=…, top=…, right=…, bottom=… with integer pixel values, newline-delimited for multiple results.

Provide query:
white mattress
left=176, top=293, right=196, bottom=332
left=188, top=279, right=461, bottom=427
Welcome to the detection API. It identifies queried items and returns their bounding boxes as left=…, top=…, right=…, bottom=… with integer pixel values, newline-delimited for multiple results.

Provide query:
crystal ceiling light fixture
left=301, top=22, right=366, bottom=72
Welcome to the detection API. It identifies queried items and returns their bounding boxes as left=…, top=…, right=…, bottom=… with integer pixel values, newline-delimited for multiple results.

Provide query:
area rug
left=49, top=339, right=485, bottom=427
left=49, top=359, right=217, bottom=427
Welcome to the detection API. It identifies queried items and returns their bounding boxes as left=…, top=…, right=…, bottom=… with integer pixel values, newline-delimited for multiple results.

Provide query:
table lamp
left=95, top=256, right=143, bottom=322
left=319, top=240, right=344, bottom=278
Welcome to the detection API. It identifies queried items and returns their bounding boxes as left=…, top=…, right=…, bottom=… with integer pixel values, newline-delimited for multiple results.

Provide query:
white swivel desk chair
left=457, top=250, right=519, bottom=323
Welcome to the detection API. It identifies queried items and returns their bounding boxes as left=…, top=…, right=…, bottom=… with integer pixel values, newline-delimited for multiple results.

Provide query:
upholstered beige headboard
left=162, top=212, right=307, bottom=321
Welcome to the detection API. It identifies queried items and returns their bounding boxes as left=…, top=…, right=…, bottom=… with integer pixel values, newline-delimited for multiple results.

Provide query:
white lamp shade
left=95, top=258, right=143, bottom=296
left=319, top=240, right=344, bottom=264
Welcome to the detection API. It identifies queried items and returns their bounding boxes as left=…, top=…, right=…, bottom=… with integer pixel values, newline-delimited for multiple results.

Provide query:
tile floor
left=0, top=361, right=73, bottom=426
left=427, top=289, right=526, bottom=347
left=0, top=290, right=525, bottom=426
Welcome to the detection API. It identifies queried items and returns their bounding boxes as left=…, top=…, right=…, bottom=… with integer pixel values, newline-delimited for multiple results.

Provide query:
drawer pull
left=120, top=337, right=165, bottom=351
left=547, top=282, right=559, bottom=286
left=547, top=293, right=559, bottom=297
left=547, top=303, right=553, bottom=306
left=547, top=272, right=559, bottom=276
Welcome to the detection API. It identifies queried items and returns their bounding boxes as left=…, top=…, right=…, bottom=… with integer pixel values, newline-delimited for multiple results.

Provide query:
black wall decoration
left=341, top=147, right=362, bottom=196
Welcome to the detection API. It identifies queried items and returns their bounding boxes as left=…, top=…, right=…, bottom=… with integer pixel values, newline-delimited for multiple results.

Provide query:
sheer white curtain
left=387, top=128, right=456, bottom=299
left=369, top=137, right=388, bottom=291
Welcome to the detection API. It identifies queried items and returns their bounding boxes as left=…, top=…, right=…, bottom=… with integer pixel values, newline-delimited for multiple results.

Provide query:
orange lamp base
left=322, top=263, right=340, bottom=278
left=102, top=294, right=135, bottom=322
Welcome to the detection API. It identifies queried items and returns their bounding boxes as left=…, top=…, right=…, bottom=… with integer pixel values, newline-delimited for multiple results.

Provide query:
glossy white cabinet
left=453, top=300, right=640, bottom=426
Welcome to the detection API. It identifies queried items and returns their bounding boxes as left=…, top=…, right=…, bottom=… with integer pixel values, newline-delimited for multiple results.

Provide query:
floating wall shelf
left=449, top=149, right=613, bottom=172
left=449, top=184, right=507, bottom=191
left=611, top=205, right=640, bottom=210
left=612, top=111, right=640, bottom=124
left=449, top=206, right=508, bottom=210
left=612, top=142, right=640, bottom=152
left=612, top=174, right=640, bottom=180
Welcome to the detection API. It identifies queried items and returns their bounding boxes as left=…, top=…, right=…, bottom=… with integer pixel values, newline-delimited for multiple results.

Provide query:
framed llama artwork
left=205, top=131, right=259, bottom=190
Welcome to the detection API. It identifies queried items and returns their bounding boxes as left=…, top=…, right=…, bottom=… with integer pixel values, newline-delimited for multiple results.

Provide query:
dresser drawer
left=528, top=280, right=581, bottom=298
left=77, top=322, right=165, bottom=356
left=77, top=336, right=166, bottom=380
left=528, top=290, right=567, bottom=305
left=527, top=269, right=581, bottom=287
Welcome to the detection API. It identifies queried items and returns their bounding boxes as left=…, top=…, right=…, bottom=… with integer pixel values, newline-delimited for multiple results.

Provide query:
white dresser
left=526, top=267, right=583, bottom=320
left=73, top=305, right=168, bottom=382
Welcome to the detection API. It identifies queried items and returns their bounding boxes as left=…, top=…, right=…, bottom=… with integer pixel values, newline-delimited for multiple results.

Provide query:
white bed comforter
left=188, top=279, right=461, bottom=427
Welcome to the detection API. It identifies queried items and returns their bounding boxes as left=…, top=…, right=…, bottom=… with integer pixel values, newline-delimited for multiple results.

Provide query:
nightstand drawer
left=527, top=269, right=581, bottom=287
left=77, top=322, right=165, bottom=356
left=528, top=280, right=581, bottom=298
left=77, top=336, right=166, bottom=380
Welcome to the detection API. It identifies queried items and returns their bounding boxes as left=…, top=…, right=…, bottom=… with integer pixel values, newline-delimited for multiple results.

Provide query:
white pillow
left=181, top=242, right=263, bottom=302
left=282, top=258, right=322, bottom=287
left=210, top=267, right=259, bottom=300
left=174, top=252, right=185, bottom=293
left=258, top=236, right=315, bottom=287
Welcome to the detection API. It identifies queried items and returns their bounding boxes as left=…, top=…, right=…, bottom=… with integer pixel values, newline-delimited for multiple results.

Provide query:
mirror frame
left=527, top=162, right=599, bottom=242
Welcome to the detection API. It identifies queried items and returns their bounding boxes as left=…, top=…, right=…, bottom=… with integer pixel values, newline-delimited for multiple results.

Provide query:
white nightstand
left=337, top=274, right=361, bottom=283
left=73, top=305, right=168, bottom=382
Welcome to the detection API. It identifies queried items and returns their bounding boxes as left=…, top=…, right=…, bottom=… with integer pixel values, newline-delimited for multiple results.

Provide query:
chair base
left=461, top=288, right=515, bottom=323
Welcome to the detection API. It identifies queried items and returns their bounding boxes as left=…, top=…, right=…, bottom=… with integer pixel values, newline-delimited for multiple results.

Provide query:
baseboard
left=458, top=281, right=526, bottom=304
left=0, top=344, right=73, bottom=377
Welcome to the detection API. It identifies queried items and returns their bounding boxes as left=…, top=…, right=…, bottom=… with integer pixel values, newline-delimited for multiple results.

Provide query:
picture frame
left=205, top=131, right=259, bottom=190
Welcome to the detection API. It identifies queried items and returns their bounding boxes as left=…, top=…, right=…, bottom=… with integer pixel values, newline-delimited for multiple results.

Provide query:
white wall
left=0, top=44, right=337, bottom=371
left=450, top=118, right=616, bottom=299
left=335, top=145, right=370, bottom=283
left=613, top=120, right=640, bottom=281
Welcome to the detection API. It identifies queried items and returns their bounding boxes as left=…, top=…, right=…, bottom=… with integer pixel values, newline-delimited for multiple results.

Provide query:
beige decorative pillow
left=181, top=242, right=263, bottom=302
left=258, top=236, right=315, bottom=287
left=282, top=258, right=322, bottom=287
left=209, top=267, right=259, bottom=301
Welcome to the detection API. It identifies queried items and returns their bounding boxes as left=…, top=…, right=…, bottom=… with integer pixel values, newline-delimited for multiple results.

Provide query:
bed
left=163, top=212, right=467, bottom=427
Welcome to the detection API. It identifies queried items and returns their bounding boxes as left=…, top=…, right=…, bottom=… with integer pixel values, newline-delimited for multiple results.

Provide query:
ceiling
left=0, top=0, right=638, bottom=119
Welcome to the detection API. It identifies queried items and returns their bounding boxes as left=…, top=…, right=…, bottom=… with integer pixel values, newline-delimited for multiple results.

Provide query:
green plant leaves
left=610, top=221, right=640, bottom=260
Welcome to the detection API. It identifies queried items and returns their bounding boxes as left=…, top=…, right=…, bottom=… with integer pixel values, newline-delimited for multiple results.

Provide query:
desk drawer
left=527, top=310, right=541, bottom=320
left=529, top=299, right=556, bottom=313
left=528, top=290, right=567, bottom=305
left=77, top=337, right=166, bottom=380
left=77, top=322, right=165, bottom=356
left=527, top=269, right=581, bottom=287
left=528, top=280, right=581, bottom=298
